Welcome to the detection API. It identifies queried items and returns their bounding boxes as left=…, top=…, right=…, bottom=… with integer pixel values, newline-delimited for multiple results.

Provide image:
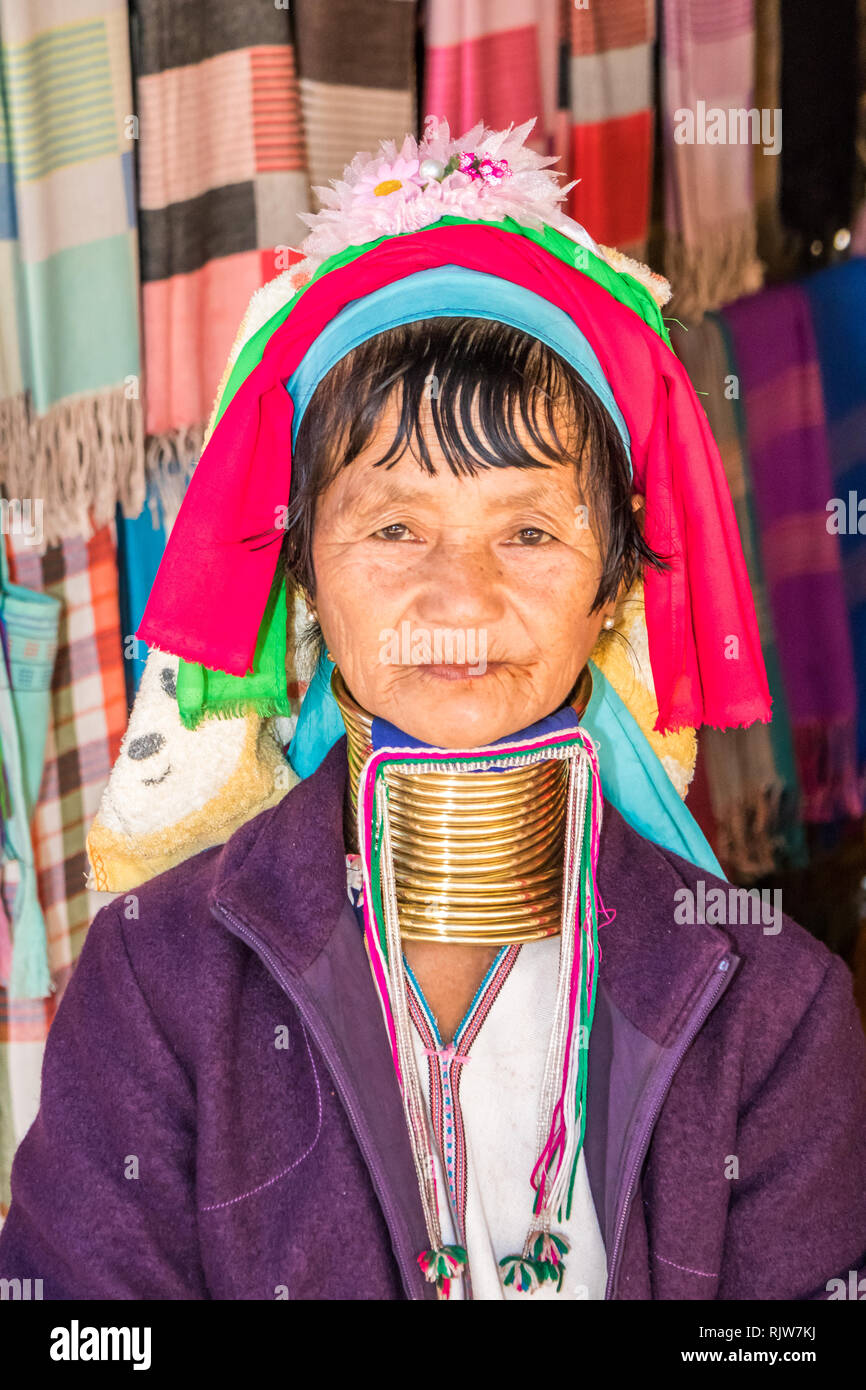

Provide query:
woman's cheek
left=509, top=550, right=594, bottom=614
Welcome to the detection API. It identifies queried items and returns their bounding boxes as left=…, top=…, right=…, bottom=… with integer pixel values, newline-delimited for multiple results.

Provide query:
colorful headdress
left=136, top=117, right=771, bottom=740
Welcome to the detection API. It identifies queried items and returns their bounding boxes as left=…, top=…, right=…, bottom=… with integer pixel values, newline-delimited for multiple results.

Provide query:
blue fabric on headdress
left=285, top=265, right=631, bottom=463
left=288, top=649, right=724, bottom=877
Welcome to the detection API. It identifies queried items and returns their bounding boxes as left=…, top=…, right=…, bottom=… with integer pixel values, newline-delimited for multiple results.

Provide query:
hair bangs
left=282, top=316, right=666, bottom=620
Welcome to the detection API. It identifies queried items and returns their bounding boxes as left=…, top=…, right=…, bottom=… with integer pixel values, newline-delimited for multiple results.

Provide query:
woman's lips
left=416, top=662, right=496, bottom=681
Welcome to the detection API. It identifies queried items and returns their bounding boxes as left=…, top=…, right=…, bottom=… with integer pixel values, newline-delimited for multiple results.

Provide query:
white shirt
left=346, top=855, right=607, bottom=1300
left=404, top=933, right=608, bottom=1300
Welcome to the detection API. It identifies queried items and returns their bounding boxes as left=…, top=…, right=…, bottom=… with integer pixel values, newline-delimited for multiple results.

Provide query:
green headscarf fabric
left=176, top=572, right=291, bottom=729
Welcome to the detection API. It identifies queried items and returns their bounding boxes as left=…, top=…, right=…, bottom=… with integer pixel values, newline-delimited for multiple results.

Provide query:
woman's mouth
left=416, top=662, right=495, bottom=681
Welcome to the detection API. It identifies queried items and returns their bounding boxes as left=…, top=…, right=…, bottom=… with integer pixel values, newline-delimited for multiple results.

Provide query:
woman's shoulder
left=74, top=794, right=293, bottom=1043
left=79, top=748, right=349, bottom=1025
left=598, top=802, right=864, bottom=1109
left=599, top=797, right=834, bottom=978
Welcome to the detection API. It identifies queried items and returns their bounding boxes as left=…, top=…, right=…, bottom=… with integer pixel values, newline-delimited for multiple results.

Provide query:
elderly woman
left=2, top=121, right=866, bottom=1302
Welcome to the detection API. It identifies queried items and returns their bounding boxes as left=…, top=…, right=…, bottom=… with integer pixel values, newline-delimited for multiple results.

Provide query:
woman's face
left=311, top=395, right=619, bottom=748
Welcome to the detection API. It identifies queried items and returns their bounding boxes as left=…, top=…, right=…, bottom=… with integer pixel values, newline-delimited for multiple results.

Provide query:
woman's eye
left=375, top=523, right=413, bottom=540
left=512, top=527, right=552, bottom=545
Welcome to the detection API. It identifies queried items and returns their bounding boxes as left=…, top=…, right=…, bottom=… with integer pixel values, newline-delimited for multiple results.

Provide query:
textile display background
left=132, top=0, right=309, bottom=496
left=134, top=0, right=418, bottom=505
left=0, top=526, right=126, bottom=1212
left=0, top=0, right=144, bottom=547
left=2, top=0, right=866, bottom=1220
left=559, top=0, right=656, bottom=258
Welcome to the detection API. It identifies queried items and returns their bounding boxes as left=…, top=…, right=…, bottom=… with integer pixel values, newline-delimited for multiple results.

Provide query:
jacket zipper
left=212, top=901, right=424, bottom=1301
left=604, top=955, right=735, bottom=1300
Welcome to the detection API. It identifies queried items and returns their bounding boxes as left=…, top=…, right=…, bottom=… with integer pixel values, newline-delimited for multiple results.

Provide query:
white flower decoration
left=289, top=115, right=671, bottom=308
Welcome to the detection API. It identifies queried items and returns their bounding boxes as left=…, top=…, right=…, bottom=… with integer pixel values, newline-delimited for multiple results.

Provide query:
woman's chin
left=374, top=672, right=545, bottom=749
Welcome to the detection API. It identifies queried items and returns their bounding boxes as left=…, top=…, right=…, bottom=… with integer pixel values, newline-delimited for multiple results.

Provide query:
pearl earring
left=603, top=617, right=615, bottom=630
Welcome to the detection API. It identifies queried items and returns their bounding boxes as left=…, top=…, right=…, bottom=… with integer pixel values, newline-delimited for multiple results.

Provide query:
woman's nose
left=413, top=541, right=505, bottom=627
left=127, top=732, right=166, bottom=761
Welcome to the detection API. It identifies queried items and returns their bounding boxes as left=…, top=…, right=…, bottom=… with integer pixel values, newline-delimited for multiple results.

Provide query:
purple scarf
left=722, top=283, right=861, bottom=822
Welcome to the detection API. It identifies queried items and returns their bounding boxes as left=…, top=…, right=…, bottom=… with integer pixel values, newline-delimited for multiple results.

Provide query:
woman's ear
left=296, top=584, right=317, bottom=617
left=609, top=494, right=647, bottom=615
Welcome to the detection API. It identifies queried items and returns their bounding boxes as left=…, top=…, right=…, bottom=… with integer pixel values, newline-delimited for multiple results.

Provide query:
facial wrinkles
left=319, top=478, right=597, bottom=662
left=310, top=394, right=610, bottom=745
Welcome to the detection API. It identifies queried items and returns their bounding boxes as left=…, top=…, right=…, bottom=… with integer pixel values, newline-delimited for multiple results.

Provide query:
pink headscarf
left=138, top=223, right=771, bottom=734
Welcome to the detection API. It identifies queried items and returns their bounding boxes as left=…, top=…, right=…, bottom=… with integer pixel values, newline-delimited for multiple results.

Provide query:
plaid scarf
left=1, top=523, right=126, bottom=1215
left=0, top=0, right=144, bottom=546
left=722, top=283, right=862, bottom=824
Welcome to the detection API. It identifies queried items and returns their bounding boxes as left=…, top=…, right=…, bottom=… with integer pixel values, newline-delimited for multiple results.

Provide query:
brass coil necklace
left=332, top=664, right=592, bottom=945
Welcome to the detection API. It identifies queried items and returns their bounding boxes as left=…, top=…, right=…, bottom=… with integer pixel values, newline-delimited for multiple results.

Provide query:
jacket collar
left=209, top=738, right=435, bottom=1299
left=209, top=734, right=735, bottom=1041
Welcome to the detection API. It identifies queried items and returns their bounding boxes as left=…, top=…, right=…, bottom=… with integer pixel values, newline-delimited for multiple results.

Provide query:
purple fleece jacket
left=1, top=737, right=865, bottom=1300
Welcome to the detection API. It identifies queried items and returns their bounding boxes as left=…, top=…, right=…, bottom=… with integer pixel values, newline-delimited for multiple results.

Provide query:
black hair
left=280, top=316, right=666, bottom=651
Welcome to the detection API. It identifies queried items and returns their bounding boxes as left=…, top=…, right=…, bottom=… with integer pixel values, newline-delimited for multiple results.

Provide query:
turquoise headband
left=285, top=265, right=632, bottom=463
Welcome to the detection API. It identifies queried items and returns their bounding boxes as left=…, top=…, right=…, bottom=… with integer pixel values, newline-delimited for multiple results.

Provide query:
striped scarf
left=0, top=0, right=144, bottom=546
left=671, top=314, right=805, bottom=877
left=659, top=0, right=764, bottom=320
left=722, top=283, right=862, bottom=824
left=133, top=0, right=309, bottom=519
left=560, top=0, right=656, bottom=260
left=424, top=0, right=555, bottom=154
left=135, top=0, right=417, bottom=522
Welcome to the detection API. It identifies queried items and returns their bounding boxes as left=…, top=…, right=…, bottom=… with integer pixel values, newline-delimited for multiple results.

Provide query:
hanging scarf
left=722, top=283, right=862, bottom=823
left=563, top=0, right=656, bottom=259
left=0, top=0, right=144, bottom=545
left=132, top=0, right=310, bottom=512
left=803, top=258, right=866, bottom=792
left=659, top=0, right=764, bottom=319
left=424, top=0, right=554, bottom=152
left=115, top=482, right=169, bottom=706
left=0, top=540, right=60, bottom=998
left=670, top=313, right=804, bottom=876
left=293, top=0, right=417, bottom=190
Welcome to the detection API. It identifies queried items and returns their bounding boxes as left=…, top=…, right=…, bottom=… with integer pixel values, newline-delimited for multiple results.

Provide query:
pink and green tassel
left=418, top=1244, right=468, bottom=1299
left=500, top=1231, right=570, bottom=1294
